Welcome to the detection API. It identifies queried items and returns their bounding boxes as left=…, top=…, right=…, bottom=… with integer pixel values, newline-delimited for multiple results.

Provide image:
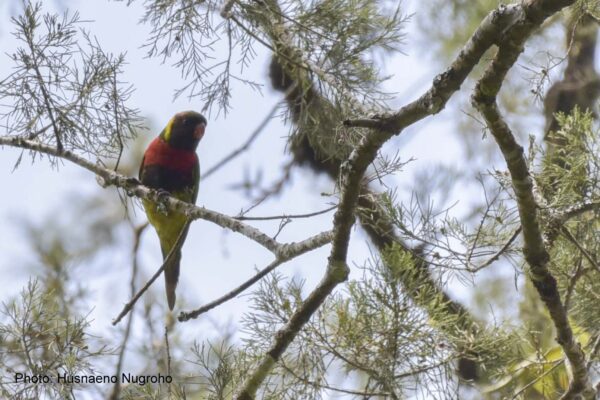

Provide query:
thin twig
left=234, top=204, right=337, bottom=221
left=564, top=257, right=585, bottom=311
left=164, top=325, right=172, bottom=397
left=235, top=159, right=294, bottom=217
left=279, top=361, right=391, bottom=397
left=466, top=188, right=502, bottom=266
left=203, top=101, right=280, bottom=179
left=23, top=19, right=63, bottom=151
left=109, top=222, right=148, bottom=400
left=469, top=226, right=522, bottom=272
left=112, top=220, right=191, bottom=325
left=179, top=229, right=334, bottom=321
left=586, top=335, right=600, bottom=370
left=112, top=69, right=124, bottom=172
left=560, top=226, right=600, bottom=273
left=179, top=258, right=283, bottom=321
left=511, top=359, right=565, bottom=400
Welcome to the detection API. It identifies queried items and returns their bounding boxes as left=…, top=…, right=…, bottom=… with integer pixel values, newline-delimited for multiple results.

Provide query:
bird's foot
left=156, top=188, right=171, bottom=200
left=156, top=189, right=171, bottom=214
left=124, top=177, right=141, bottom=196
left=126, top=177, right=141, bottom=185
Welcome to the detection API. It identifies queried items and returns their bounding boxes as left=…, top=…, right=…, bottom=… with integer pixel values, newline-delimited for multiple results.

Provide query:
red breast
left=143, top=137, right=198, bottom=171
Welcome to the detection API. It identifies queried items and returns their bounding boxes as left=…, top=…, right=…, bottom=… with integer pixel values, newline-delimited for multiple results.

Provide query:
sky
left=0, top=0, right=539, bottom=395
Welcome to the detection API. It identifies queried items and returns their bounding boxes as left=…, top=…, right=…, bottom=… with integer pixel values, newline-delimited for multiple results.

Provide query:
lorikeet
left=139, top=111, right=207, bottom=310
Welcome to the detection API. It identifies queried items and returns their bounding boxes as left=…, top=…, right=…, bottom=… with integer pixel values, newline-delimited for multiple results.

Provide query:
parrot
left=139, top=111, right=207, bottom=310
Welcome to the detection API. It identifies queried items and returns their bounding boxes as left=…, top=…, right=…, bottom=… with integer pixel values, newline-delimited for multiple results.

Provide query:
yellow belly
left=143, top=193, right=191, bottom=255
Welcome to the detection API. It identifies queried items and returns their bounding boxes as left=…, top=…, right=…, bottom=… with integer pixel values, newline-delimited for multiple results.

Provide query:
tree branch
left=178, top=229, right=333, bottom=322
left=471, top=4, right=594, bottom=393
left=472, top=102, right=594, bottom=399
left=558, top=200, right=600, bottom=222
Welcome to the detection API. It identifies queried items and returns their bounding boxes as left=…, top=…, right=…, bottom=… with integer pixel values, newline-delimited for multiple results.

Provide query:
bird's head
left=160, top=111, right=207, bottom=150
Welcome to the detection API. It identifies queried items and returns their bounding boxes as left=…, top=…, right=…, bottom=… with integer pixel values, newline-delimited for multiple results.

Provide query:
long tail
left=158, top=222, right=191, bottom=311
left=162, top=248, right=181, bottom=311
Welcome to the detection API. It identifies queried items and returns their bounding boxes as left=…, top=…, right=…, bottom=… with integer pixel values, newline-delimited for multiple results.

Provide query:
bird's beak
left=194, top=122, right=206, bottom=140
